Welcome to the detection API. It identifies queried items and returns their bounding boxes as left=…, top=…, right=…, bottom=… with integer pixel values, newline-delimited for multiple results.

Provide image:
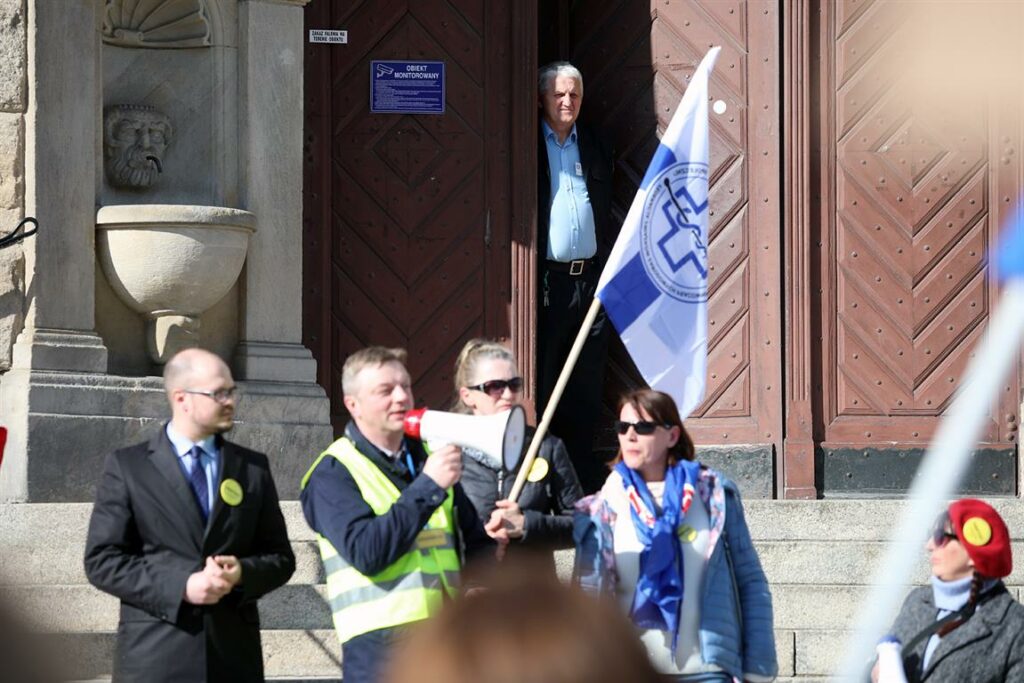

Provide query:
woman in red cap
left=875, top=498, right=1024, bottom=682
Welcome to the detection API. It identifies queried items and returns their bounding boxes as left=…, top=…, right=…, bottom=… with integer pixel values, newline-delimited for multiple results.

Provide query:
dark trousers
left=341, top=626, right=404, bottom=683
left=537, top=266, right=611, bottom=494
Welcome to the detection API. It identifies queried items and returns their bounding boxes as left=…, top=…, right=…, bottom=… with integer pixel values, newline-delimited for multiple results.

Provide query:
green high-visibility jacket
left=300, top=437, right=460, bottom=644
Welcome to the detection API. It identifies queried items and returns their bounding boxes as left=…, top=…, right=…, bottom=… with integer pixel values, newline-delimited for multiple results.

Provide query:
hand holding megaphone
left=421, top=444, right=463, bottom=489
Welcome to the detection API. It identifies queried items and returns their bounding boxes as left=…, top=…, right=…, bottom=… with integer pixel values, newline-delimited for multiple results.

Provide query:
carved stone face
left=104, top=105, right=173, bottom=189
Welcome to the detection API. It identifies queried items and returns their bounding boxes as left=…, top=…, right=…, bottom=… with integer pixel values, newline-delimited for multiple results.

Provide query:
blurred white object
left=875, top=638, right=908, bottom=683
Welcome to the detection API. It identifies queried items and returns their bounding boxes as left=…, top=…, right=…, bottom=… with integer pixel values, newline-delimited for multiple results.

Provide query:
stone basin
left=96, top=204, right=257, bottom=362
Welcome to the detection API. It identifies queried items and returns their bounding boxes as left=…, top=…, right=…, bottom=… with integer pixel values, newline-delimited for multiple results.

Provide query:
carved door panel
left=304, top=1, right=524, bottom=430
left=818, top=1, right=1022, bottom=453
left=545, top=2, right=783, bottom=476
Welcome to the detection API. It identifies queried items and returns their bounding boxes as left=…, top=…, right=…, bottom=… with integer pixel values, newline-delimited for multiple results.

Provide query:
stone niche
left=96, top=0, right=241, bottom=375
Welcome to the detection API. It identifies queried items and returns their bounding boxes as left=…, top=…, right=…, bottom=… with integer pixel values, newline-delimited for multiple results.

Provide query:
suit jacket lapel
left=146, top=428, right=205, bottom=546
left=204, top=437, right=241, bottom=544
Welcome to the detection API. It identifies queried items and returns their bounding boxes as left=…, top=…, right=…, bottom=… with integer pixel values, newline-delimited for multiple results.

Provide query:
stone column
left=234, top=0, right=317, bottom=383
left=1, top=0, right=108, bottom=501
left=13, top=0, right=106, bottom=373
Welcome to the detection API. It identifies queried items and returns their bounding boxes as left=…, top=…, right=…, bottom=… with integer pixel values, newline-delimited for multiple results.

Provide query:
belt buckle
left=569, top=259, right=585, bottom=276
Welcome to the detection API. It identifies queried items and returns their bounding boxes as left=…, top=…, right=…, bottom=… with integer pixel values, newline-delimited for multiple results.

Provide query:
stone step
left=16, top=581, right=1023, bottom=635
left=6, top=499, right=1024, bottom=551
left=11, top=532, right=1024, bottom=589
left=744, top=499, right=1024, bottom=541
left=7, top=498, right=1024, bottom=681
left=41, top=630, right=340, bottom=681
left=3, top=583, right=335, bottom=632
left=38, top=628, right=807, bottom=681
left=0, top=502, right=322, bottom=586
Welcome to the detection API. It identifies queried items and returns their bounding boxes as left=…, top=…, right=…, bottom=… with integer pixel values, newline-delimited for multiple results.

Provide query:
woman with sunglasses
left=873, top=499, right=1024, bottom=682
left=574, top=389, right=777, bottom=682
left=452, top=339, right=583, bottom=568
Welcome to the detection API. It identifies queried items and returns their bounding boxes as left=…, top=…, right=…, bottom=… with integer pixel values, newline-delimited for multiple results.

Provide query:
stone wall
left=0, top=0, right=25, bottom=372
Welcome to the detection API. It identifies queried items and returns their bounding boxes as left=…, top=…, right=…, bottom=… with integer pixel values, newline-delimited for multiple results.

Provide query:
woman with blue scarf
left=574, top=389, right=777, bottom=682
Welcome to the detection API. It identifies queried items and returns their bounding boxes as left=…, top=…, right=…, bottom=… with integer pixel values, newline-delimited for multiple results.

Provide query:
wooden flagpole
left=508, top=297, right=603, bottom=503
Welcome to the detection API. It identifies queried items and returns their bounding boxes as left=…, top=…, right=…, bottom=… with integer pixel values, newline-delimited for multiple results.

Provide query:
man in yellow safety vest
left=300, top=346, right=502, bottom=683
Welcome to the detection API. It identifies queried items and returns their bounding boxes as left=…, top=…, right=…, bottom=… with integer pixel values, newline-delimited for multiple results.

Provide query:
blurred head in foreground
left=384, top=562, right=661, bottom=683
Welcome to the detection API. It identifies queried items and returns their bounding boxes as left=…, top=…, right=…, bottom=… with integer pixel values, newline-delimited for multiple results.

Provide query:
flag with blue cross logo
left=595, top=47, right=720, bottom=419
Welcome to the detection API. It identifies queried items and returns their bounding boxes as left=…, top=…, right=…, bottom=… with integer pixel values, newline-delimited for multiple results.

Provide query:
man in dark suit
left=84, top=348, right=295, bottom=682
left=537, top=61, right=617, bottom=493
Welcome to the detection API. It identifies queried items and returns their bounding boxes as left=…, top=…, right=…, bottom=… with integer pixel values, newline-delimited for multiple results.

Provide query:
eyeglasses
left=184, top=387, right=238, bottom=404
left=930, top=512, right=959, bottom=547
left=615, top=420, right=670, bottom=436
left=467, top=377, right=524, bottom=397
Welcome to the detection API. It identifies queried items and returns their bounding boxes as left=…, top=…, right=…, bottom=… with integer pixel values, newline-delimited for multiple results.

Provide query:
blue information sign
left=370, top=60, right=445, bottom=115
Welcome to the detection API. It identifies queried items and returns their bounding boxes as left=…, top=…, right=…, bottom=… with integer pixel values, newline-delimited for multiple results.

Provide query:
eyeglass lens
left=213, top=387, right=237, bottom=402
left=615, top=420, right=660, bottom=436
left=931, top=512, right=956, bottom=546
left=476, top=378, right=523, bottom=396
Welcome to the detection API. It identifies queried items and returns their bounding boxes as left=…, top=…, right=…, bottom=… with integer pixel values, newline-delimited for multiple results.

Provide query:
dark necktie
left=187, top=445, right=209, bottom=521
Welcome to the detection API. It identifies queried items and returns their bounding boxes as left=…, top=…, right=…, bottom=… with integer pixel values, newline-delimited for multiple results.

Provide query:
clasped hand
left=184, top=555, right=243, bottom=605
left=485, top=499, right=525, bottom=540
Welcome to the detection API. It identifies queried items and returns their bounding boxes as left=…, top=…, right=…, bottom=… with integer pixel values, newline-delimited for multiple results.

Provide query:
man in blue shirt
left=537, top=61, right=617, bottom=493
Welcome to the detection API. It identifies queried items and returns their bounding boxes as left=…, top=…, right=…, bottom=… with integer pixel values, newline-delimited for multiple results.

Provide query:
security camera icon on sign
left=376, top=64, right=394, bottom=78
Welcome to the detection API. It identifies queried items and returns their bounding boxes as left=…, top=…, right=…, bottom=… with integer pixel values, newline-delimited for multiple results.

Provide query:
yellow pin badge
left=220, top=478, right=244, bottom=507
left=527, top=458, right=549, bottom=482
left=678, top=524, right=697, bottom=543
left=962, top=516, right=992, bottom=546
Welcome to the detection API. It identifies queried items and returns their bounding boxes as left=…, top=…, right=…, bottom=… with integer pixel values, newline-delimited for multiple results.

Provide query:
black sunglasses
left=467, top=377, right=524, bottom=397
left=615, top=420, right=671, bottom=436
left=931, top=512, right=959, bottom=547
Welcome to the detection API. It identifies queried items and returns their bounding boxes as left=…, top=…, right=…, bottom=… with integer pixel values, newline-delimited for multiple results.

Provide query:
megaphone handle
left=508, top=298, right=602, bottom=502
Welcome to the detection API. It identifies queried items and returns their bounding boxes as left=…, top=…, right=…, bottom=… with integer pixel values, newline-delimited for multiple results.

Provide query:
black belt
left=546, top=258, right=595, bottom=276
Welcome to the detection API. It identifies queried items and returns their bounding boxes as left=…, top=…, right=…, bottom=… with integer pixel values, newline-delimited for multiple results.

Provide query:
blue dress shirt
left=542, top=121, right=597, bottom=261
left=166, top=423, right=220, bottom=518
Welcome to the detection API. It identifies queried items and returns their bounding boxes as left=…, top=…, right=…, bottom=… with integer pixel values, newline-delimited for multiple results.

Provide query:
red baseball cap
left=949, top=498, right=1012, bottom=579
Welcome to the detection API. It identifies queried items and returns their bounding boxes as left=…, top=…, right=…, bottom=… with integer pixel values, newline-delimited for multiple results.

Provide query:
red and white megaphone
left=404, top=406, right=527, bottom=473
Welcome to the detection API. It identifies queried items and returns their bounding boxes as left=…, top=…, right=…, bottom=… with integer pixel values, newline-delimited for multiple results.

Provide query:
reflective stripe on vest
left=301, top=437, right=460, bottom=644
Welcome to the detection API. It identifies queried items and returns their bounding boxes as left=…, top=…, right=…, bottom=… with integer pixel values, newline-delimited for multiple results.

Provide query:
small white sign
left=309, top=29, right=348, bottom=44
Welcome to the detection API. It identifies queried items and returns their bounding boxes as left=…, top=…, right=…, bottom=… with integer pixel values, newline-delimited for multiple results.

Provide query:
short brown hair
left=611, top=388, right=695, bottom=468
left=341, top=346, right=407, bottom=396
left=383, top=563, right=662, bottom=683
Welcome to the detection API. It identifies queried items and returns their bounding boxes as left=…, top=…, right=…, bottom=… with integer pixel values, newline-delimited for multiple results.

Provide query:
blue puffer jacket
left=573, top=467, right=777, bottom=681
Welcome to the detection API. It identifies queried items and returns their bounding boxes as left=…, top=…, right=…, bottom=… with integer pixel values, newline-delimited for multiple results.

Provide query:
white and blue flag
left=596, top=47, right=720, bottom=418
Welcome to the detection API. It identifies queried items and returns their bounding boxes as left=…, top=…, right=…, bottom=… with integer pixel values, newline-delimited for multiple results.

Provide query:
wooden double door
left=303, top=1, right=1021, bottom=497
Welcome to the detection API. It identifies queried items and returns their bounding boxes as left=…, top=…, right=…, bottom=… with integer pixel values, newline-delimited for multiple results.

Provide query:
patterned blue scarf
left=615, top=459, right=701, bottom=643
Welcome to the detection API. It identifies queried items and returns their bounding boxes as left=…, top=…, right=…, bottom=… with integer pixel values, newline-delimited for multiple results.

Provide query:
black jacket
left=300, top=422, right=493, bottom=577
left=84, top=429, right=295, bottom=682
left=459, top=429, right=583, bottom=557
left=538, top=121, right=616, bottom=267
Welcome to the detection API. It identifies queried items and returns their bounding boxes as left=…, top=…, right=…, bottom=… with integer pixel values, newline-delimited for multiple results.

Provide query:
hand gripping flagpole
left=509, top=298, right=602, bottom=503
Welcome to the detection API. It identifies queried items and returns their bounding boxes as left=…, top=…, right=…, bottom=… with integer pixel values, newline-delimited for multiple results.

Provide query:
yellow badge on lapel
left=220, top=478, right=244, bottom=506
left=527, top=458, right=549, bottom=482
